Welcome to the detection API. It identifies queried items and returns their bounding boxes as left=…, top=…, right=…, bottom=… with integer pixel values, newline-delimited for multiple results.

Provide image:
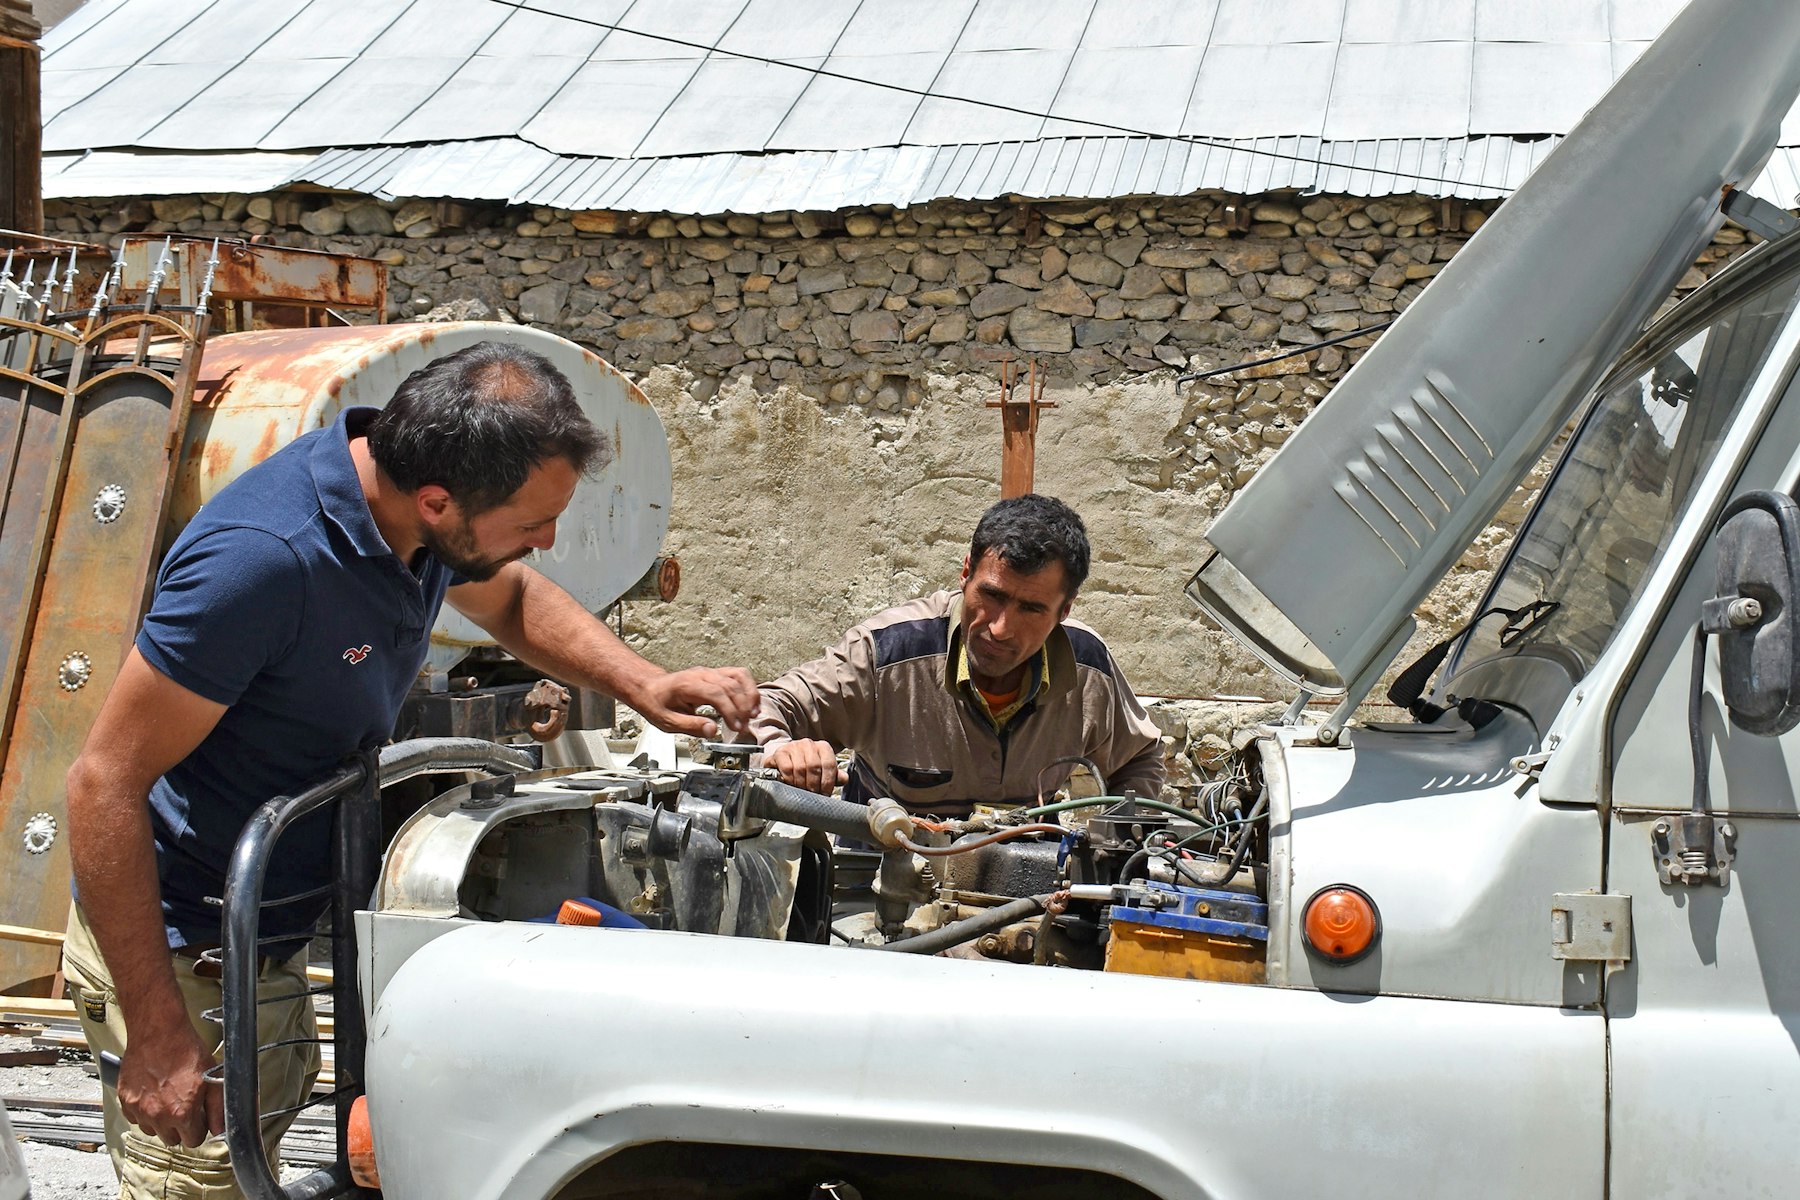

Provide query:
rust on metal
left=983, top=355, right=1056, bottom=499
left=523, top=679, right=572, bottom=743
left=623, top=555, right=681, bottom=603
left=120, top=238, right=387, bottom=325
left=0, top=236, right=215, bottom=992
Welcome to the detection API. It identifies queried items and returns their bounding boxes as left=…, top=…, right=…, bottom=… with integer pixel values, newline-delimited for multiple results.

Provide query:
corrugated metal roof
left=33, top=0, right=1800, bottom=210
left=52, top=133, right=1782, bottom=210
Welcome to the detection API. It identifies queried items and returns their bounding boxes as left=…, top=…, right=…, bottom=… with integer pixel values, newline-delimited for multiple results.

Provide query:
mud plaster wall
left=46, top=191, right=1758, bottom=728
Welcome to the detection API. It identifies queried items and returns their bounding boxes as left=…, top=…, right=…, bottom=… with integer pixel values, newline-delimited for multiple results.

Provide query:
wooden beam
left=0, top=5, right=40, bottom=238
left=0, top=924, right=61, bottom=947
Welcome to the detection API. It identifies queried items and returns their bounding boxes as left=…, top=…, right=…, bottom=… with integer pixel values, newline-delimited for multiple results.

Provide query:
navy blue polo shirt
left=129, top=407, right=458, bottom=954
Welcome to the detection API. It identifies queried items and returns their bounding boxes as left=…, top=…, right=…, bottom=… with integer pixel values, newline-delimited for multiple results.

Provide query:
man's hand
left=764, top=739, right=848, bottom=795
left=635, top=667, right=759, bottom=738
left=117, top=1019, right=222, bottom=1148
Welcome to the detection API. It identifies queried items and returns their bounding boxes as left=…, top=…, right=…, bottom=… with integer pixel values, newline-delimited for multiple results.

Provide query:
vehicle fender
left=363, top=921, right=1603, bottom=1200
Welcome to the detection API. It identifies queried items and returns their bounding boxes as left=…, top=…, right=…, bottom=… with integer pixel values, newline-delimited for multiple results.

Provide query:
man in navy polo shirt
left=60, top=341, right=757, bottom=1196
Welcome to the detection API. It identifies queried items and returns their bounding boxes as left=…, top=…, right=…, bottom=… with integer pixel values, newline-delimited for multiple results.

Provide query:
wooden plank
left=0, top=996, right=71, bottom=1019
left=0, top=1046, right=57, bottom=1066
left=0, top=923, right=62, bottom=947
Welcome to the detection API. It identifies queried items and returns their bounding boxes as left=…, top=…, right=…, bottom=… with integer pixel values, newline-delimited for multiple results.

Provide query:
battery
left=1104, top=882, right=1268, bottom=983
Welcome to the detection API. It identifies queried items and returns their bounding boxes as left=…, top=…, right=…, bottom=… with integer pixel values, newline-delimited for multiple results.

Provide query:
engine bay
left=386, top=747, right=1271, bottom=982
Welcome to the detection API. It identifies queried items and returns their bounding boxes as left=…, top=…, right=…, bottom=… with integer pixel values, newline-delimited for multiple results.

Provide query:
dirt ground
left=3, top=1033, right=114, bottom=1197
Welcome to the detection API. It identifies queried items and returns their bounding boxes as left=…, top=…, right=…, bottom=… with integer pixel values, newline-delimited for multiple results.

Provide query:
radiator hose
left=876, top=894, right=1050, bottom=955
left=742, top=777, right=911, bottom=848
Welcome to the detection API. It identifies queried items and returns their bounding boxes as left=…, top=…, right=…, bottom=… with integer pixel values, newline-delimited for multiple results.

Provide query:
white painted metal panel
left=366, top=922, right=1605, bottom=1200
left=41, top=151, right=311, bottom=198
left=139, top=58, right=357, bottom=149
left=1271, top=721, right=1605, bottom=1004
left=1192, top=0, right=1800, bottom=701
left=1183, top=43, right=1335, bottom=138
left=36, top=65, right=127, bottom=133
left=1760, top=148, right=1800, bottom=208
left=1608, top=0, right=1686, bottom=42
left=1475, top=0, right=1608, bottom=43
left=523, top=58, right=704, bottom=159
left=634, top=55, right=820, bottom=157
left=43, top=62, right=237, bottom=148
left=42, top=0, right=221, bottom=69
left=142, top=3, right=306, bottom=66
left=1342, top=0, right=1473, bottom=44
left=479, top=1, right=615, bottom=58
left=833, top=0, right=975, bottom=57
left=1471, top=42, right=1613, bottom=134
left=383, top=55, right=588, bottom=145
left=715, top=0, right=856, bottom=59
left=358, top=0, right=510, bottom=59
left=1042, top=45, right=1204, bottom=138
left=248, top=0, right=413, bottom=61
left=1082, top=0, right=1216, bottom=50
left=259, top=56, right=471, bottom=150
left=381, top=140, right=564, bottom=202
left=956, top=0, right=1095, bottom=52
left=1326, top=42, right=1473, bottom=140
left=1610, top=39, right=1650, bottom=80
left=769, top=53, right=937, bottom=151
left=1212, top=0, right=1345, bottom=45
left=33, top=0, right=132, bottom=64
left=588, top=0, right=749, bottom=61
left=905, top=49, right=1070, bottom=145
left=64, top=128, right=1800, bottom=213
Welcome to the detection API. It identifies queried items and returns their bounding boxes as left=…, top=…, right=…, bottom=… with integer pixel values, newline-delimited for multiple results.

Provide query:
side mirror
left=1708, top=489, right=1800, bottom=736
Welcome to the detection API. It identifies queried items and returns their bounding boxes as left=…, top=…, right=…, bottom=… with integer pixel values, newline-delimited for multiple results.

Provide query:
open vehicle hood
left=1190, top=0, right=1800, bottom=704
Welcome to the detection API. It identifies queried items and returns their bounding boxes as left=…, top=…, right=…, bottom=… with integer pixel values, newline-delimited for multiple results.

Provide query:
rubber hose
left=744, top=777, right=876, bottom=842
left=876, top=894, right=1050, bottom=955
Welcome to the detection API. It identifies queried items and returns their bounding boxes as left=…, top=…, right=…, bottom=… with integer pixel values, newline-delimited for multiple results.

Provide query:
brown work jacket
left=751, top=590, right=1164, bottom=815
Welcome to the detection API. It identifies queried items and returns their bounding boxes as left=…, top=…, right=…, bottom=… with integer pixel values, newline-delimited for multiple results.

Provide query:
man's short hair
left=367, top=341, right=609, bottom=515
left=969, top=494, right=1090, bottom=598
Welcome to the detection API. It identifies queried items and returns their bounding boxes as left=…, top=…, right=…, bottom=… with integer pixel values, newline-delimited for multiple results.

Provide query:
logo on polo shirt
left=342, top=644, right=372, bottom=665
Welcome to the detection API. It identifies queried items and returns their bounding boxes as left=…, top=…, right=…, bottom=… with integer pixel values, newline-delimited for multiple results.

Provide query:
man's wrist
left=121, top=980, right=197, bottom=1046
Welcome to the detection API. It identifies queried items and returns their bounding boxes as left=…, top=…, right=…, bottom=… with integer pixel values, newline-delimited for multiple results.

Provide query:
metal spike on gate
left=58, top=247, right=79, bottom=311
left=87, top=245, right=124, bottom=325
left=196, top=238, right=221, bottom=320
left=142, top=237, right=173, bottom=313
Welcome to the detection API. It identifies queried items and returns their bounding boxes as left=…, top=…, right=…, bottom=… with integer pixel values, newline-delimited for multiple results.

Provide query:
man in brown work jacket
left=751, top=494, right=1164, bottom=814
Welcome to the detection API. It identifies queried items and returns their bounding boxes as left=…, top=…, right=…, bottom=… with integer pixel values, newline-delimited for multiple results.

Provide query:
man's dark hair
left=367, top=341, right=609, bottom=514
left=969, top=493, right=1090, bottom=598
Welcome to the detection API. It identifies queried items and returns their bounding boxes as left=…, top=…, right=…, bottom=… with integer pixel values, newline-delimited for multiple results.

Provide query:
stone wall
left=45, top=190, right=1757, bottom=730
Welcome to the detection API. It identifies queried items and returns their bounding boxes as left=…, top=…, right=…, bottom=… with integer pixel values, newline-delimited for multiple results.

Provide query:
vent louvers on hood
left=1191, top=0, right=1800, bottom=705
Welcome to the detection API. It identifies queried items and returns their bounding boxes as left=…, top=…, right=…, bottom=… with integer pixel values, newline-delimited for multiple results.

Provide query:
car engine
left=381, top=746, right=1270, bottom=982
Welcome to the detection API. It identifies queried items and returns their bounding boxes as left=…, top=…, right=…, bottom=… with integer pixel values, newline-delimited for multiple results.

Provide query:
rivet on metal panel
left=22, top=813, right=56, bottom=855
left=57, top=652, right=92, bottom=692
left=92, top=484, right=126, bottom=524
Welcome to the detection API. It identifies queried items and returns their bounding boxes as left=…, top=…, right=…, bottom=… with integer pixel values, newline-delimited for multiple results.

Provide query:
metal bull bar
left=212, top=737, right=538, bottom=1200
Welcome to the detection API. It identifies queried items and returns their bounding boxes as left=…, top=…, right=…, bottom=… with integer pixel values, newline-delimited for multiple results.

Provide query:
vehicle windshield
left=1452, top=256, right=1800, bottom=680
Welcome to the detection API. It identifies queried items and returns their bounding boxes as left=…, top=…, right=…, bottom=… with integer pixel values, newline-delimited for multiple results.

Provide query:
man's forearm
left=486, top=568, right=663, bottom=707
left=1108, top=741, right=1168, bottom=800
left=65, top=757, right=190, bottom=1040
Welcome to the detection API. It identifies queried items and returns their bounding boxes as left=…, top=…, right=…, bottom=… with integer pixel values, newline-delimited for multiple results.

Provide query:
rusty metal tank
left=178, top=322, right=672, bottom=671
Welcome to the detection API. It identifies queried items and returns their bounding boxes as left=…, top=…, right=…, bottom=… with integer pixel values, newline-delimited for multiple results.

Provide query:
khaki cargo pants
left=61, top=903, right=322, bottom=1200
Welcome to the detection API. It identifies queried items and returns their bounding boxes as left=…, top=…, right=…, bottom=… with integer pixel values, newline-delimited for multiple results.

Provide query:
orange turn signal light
left=347, top=1094, right=380, bottom=1189
left=1302, top=885, right=1380, bottom=964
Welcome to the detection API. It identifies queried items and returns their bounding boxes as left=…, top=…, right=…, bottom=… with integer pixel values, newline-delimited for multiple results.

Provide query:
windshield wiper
left=1387, top=600, right=1563, bottom=721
